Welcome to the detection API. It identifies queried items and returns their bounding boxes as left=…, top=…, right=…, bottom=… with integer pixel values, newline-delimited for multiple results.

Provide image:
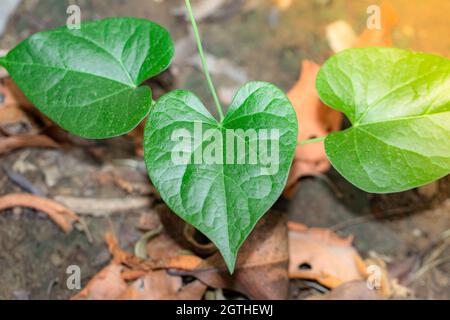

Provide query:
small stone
left=12, top=206, right=22, bottom=219
left=412, top=229, right=422, bottom=238
left=12, top=290, right=30, bottom=300
left=50, top=253, right=63, bottom=267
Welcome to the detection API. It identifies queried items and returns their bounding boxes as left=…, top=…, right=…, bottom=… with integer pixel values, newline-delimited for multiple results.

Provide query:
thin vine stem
left=185, top=0, right=224, bottom=121
left=298, top=135, right=327, bottom=145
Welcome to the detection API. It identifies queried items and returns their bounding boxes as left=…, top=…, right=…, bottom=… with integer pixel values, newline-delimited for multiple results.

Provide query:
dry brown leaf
left=104, top=231, right=202, bottom=275
left=285, top=60, right=343, bottom=196
left=173, top=280, right=208, bottom=300
left=288, top=221, right=366, bottom=288
left=156, top=255, right=203, bottom=270
left=121, top=269, right=148, bottom=281
left=78, top=232, right=206, bottom=300
left=307, top=281, right=382, bottom=300
left=105, top=231, right=149, bottom=268
left=72, top=263, right=128, bottom=300
left=118, top=271, right=206, bottom=300
left=118, top=270, right=181, bottom=299
left=3, top=78, right=59, bottom=134
left=76, top=265, right=206, bottom=300
left=2, top=78, right=82, bottom=146
left=0, top=104, right=38, bottom=136
left=171, top=211, right=290, bottom=300
left=0, top=193, right=80, bottom=233
left=0, top=82, right=39, bottom=136
left=0, top=134, right=59, bottom=156
left=147, top=233, right=186, bottom=260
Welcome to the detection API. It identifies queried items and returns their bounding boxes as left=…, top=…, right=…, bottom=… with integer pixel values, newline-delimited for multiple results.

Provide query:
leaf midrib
left=353, top=109, right=450, bottom=127
left=2, top=59, right=135, bottom=88
left=355, top=126, right=449, bottom=162
left=47, top=87, right=133, bottom=109
left=63, top=31, right=136, bottom=87
left=178, top=119, right=271, bottom=260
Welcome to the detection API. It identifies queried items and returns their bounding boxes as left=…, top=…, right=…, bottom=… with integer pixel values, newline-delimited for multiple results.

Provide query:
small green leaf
left=317, top=47, right=450, bottom=193
left=144, top=82, right=298, bottom=272
left=0, top=17, right=174, bottom=138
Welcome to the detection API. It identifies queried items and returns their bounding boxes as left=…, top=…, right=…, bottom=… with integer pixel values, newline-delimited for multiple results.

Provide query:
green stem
left=185, top=0, right=224, bottom=121
left=298, top=135, right=327, bottom=145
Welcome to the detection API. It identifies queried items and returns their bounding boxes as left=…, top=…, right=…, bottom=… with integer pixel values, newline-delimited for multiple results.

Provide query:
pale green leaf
left=317, top=47, right=450, bottom=193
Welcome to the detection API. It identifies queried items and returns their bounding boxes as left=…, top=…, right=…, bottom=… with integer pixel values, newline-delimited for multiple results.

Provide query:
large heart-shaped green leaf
left=144, top=82, right=297, bottom=272
left=317, top=47, right=450, bottom=193
left=0, top=18, right=173, bottom=138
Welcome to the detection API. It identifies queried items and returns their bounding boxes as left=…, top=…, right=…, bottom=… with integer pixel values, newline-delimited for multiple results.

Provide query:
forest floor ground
left=0, top=0, right=449, bottom=299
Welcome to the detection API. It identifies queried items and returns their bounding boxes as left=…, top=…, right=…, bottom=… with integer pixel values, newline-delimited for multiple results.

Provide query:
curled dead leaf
left=104, top=230, right=202, bottom=275
left=171, top=211, right=290, bottom=300
left=118, top=272, right=206, bottom=300
left=77, top=231, right=206, bottom=300
left=72, top=263, right=127, bottom=300
left=1, top=78, right=81, bottom=145
left=105, top=231, right=148, bottom=268
left=0, top=134, right=59, bottom=156
left=146, top=232, right=186, bottom=260
left=285, top=60, right=343, bottom=197
left=288, top=222, right=366, bottom=288
left=0, top=193, right=79, bottom=233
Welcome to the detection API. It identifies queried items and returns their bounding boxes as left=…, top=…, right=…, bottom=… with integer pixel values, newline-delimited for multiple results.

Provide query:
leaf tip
left=217, top=245, right=238, bottom=274
left=223, top=254, right=237, bottom=275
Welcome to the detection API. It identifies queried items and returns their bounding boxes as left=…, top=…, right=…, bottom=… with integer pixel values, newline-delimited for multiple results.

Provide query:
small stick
left=54, top=196, right=153, bottom=217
